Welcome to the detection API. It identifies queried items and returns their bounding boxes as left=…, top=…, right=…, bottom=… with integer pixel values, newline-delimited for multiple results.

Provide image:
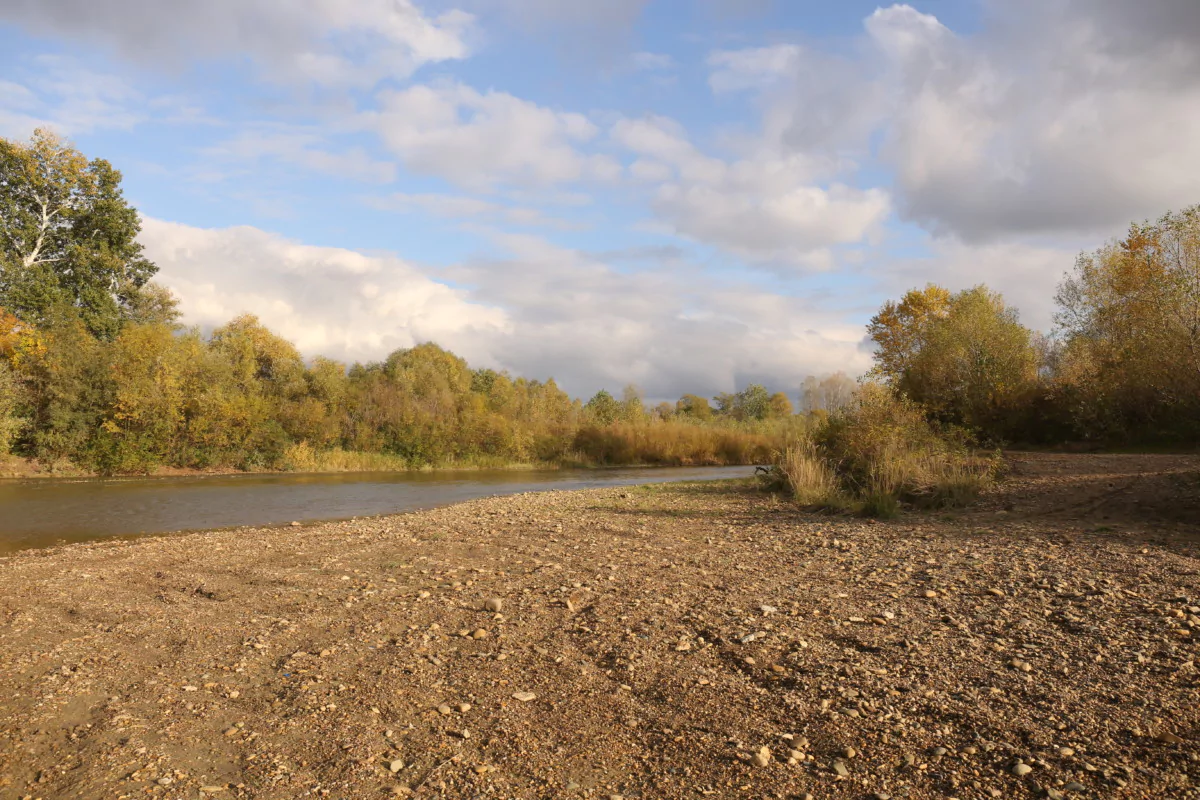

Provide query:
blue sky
left=3, top=0, right=1199, bottom=401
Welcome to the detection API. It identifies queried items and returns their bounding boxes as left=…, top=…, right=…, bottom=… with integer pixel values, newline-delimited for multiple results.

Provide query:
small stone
left=987, top=588, right=1005, bottom=597
left=483, top=598, right=503, bottom=613
left=512, top=692, right=537, bottom=702
left=923, top=590, right=938, bottom=598
left=437, top=704, right=452, bottom=715
left=843, top=746, right=857, bottom=758
left=1064, top=782, right=1086, bottom=792
left=1012, top=762, right=1033, bottom=777
left=290, top=521, right=301, bottom=527
left=1058, top=746, right=1075, bottom=757
left=1154, top=731, right=1184, bottom=744
left=457, top=702, right=472, bottom=713
left=388, top=759, right=404, bottom=774
left=199, top=788, right=226, bottom=794
left=752, top=746, right=771, bottom=767
left=157, top=777, right=173, bottom=786
left=833, top=760, right=850, bottom=777
left=471, top=628, right=489, bottom=639
left=932, top=747, right=948, bottom=757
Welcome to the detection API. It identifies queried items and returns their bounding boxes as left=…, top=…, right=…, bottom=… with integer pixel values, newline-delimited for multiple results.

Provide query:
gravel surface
left=1, top=452, right=1198, bottom=800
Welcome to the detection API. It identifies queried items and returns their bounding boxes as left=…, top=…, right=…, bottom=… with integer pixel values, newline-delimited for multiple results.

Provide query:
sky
left=2, top=0, right=1199, bottom=402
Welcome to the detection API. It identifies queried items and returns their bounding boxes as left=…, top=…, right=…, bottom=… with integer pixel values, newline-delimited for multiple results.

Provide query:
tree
left=619, top=384, right=646, bottom=423
left=801, top=372, right=858, bottom=414
left=767, top=391, right=793, bottom=418
left=0, top=129, right=158, bottom=338
left=676, top=394, right=712, bottom=421
left=900, top=286, right=1038, bottom=432
left=584, top=389, right=620, bottom=425
left=866, top=284, right=951, bottom=384
left=1055, top=205, right=1200, bottom=438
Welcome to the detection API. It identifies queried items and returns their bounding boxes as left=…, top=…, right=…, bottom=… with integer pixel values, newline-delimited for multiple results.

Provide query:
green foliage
left=0, top=129, right=159, bottom=338
left=584, top=389, right=620, bottom=425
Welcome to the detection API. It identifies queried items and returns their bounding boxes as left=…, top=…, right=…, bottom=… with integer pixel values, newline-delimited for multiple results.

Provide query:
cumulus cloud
left=449, top=232, right=873, bottom=397
left=141, top=218, right=871, bottom=398
left=0, top=0, right=473, bottom=87
left=140, top=218, right=509, bottom=365
left=612, top=115, right=889, bottom=266
left=368, top=81, right=614, bottom=190
left=729, top=2, right=1200, bottom=242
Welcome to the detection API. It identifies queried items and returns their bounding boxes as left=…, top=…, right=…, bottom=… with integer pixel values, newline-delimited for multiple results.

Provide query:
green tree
left=584, top=389, right=620, bottom=425
left=0, top=129, right=158, bottom=338
left=867, top=284, right=952, bottom=385
left=619, top=384, right=646, bottom=423
left=899, top=286, right=1039, bottom=432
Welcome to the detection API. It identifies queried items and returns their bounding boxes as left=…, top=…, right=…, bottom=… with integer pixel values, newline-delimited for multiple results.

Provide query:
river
left=0, top=465, right=753, bottom=553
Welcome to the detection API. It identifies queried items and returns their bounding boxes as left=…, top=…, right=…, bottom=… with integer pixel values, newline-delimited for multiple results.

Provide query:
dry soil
left=1, top=453, right=1198, bottom=800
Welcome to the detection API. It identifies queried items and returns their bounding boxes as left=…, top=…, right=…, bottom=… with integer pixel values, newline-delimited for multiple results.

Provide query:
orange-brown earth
left=1, top=453, right=1198, bottom=800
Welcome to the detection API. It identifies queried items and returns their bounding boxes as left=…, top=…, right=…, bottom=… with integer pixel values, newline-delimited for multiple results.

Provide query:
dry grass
left=570, top=421, right=777, bottom=467
left=771, top=384, right=998, bottom=516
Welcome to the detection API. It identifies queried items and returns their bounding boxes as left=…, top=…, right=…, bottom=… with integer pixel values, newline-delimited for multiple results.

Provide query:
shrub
left=771, top=383, right=998, bottom=515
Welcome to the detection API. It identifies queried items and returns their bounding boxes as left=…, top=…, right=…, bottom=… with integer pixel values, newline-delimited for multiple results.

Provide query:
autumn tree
left=866, top=284, right=951, bottom=385
left=1055, top=205, right=1200, bottom=439
left=0, top=129, right=159, bottom=338
left=675, top=394, right=712, bottom=421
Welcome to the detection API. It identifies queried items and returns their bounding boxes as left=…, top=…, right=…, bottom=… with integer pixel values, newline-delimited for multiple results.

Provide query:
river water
left=0, top=466, right=753, bottom=553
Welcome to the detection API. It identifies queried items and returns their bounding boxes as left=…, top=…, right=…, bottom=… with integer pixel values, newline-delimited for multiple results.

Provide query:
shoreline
left=0, top=453, right=1197, bottom=799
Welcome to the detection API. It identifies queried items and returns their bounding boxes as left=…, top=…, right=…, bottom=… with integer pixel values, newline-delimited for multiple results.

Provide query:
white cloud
left=366, top=192, right=582, bottom=229
left=141, top=218, right=871, bottom=398
left=206, top=128, right=399, bottom=184
left=140, top=218, right=509, bottom=364
left=368, top=81, right=610, bottom=190
left=0, top=0, right=473, bottom=87
left=612, top=115, right=890, bottom=266
left=631, top=52, right=675, bottom=71
left=708, top=44, right=801, bottom=93
left=449, top=232, right=873, bottom=397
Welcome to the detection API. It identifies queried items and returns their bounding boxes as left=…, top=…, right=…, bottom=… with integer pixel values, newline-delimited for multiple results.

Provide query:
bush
left=771, top=384, right=998, bottom=516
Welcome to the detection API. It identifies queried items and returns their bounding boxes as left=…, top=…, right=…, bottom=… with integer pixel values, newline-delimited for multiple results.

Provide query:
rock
left=923, top=590, right=939, bottom=598
left=1064, top=782, right=1086, bottom=793
left=457, top=702, right=472, bottom=713
left=437, top=704, right=452, bottom=715
left=1012, top=762, right=1033, bottom=777
left=471, top=628, right=489, bottom=639
left=752, top=746, right=771, bottom=767
left=512, top=692, right=537, bottom=702
left=833, top=760, right=850, bottom=777
left=388, top=759, right=404, bottom=773
left=483, top=598, right=503, bottom=613
left=931, top=747, right=948, bottom=757
left=1058, top=746, right=1075, bottom=757
left=987, top=588, right=1006, bottom=597
left=1154, top=731, right=1184, bottom=744
left=843, top=746, right=857, bottom=758
left=290, top=521, right=301, bottom=527
left=157, top=777, right=173, bottom=786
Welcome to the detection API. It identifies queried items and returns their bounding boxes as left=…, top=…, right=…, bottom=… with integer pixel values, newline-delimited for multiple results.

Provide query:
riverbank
left=1, top=453, right=1197, bottom=799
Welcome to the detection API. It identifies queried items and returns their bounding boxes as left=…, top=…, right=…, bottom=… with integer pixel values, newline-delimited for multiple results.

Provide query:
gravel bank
left=1, top=453, right=1198, bottom=799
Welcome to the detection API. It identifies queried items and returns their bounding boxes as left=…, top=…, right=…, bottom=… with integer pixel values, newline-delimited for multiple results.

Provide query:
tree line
left=0, top=131, right=798, bottom=475
left=868, top=204, right=1200, bottom=446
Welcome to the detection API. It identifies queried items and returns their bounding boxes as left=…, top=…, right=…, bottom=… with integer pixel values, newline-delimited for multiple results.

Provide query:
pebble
left=923, top=590, right=938, bottom=598
left=833, top=760, right=850, bottom=777
left=752, top=746, right=771, bottom=767
left=987, top=588, right=1005, bottom=597
left=483, top=598, right=503, bottom=612
left=843, top=746, right=857, bottom=758
left=458, top=702, right=472, bottom=712
left=157, top=777, right=173, bottom=786
left=1012, top=762, right=1033, bottom=777
left=1058, top=746, right=1075, bottom=757
left=388, top=759, right=404, bottom=773
left=512, top=692, right=537, bottom=702
left=437, top=704, right=452, bottom=715
left=471, top=628, right=489, bottom=639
